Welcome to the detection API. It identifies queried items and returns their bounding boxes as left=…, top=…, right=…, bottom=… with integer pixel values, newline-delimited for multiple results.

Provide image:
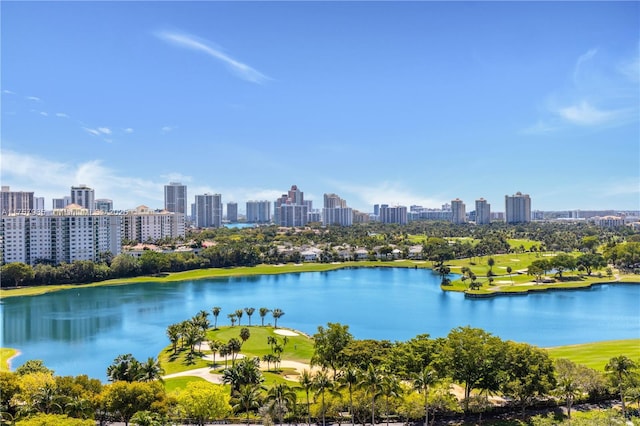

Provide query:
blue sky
left=2, top=1, right=638, bottom=213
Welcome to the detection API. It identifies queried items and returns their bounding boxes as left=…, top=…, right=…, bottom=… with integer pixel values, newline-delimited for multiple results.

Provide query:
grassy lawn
left=546, top=339, right=640, bottom=371
left=159, top=326, right=315, bottom=376
left=163, top=376, right=210, bottom=392
left=0, top=348, right=19, bottom=371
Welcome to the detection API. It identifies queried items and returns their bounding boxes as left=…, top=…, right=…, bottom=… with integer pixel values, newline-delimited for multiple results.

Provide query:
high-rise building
left=195, top=193, right=222, bottom=228
left=122, top=205, right=185, bottom=242
left=70, top=185, right=95, bottom=211
left=164, top=182, right=187, bottom=215
left=1, top=207, right=122, bottom=265
left=451, top=198, right=466, bottom=224
left=380, top=205, right=408, bottom=225
left=274, top=185, right=308, bottom=227
left=95, top=199, right=113, bottom=212
left=34, top=197, right=45, bottom=212
left=322, top=193, right=352, bottom=226
left=52, top=196, right=71, bottom=210
left=226, top=202, right=238, bottom=223
left=505, top=192, right=531, bottom=224
left=246, top=201, right=271, bottom=223
left=475, top=198, right=491, bottom=225
left=0, top=186, right=34, bottom=214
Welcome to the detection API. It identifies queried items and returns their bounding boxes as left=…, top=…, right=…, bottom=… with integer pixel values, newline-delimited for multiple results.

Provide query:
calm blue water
left=1, top=267, right=639, bottom=381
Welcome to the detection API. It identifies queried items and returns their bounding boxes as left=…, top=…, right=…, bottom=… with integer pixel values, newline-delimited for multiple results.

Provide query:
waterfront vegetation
left=2, top=320, right=639, bottom=425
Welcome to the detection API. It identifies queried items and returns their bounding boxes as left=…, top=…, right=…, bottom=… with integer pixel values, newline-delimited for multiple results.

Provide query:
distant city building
left=52, top=196, right=71, bottom=210
left=475, top=198, right=491, bottom=225
left=451, top=198, right=466, bottom=224
left=34, top=197, right=45, bottom=212
left=591, top=215, right=625, bottom=227
left=307, top=210, right=322, bottom=223
left=505, top=192, right=531, bottom=224
left=303, top=200, right=313, bottom=211
left=322, top=193, right=352, bottom=226
left=380, top=205, right=408, bottom=225
left=226, top=202, right=238, bottom=223
left=246, top=200, right=271, bottom=223
left=353, top=210, right=370, bottom=223
left=274, top=185, right=308, bottom=227
left=373, top=204, right=380, bottom=216
left=164, top=182, right=187, bottom=215
left=122, top=205, right=185, bottom=242
left=1, top=186, right=34, bottom=214
left=195, top=194, right=222, bottom=228
left=70, top=185, right=95, bottom=211
left=95, top=198, right=113, bottom=212
left=1, top=206, right=122, bottom=265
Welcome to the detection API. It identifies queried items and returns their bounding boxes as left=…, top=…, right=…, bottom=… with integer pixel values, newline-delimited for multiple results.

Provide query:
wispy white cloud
left=39, top=111, right=49, bottom=117
left=3, top=89, right=15, bottom=95
left=97, top=127, right=111, bottom=135
left=161, top=126, right=175, bottom=134
left=526, top=47, right=639, bottom=133
left=156, top=31, right=269, bottom=84
left=333, top=181, right=446, bottom=211
left=55, top=112, right=69, bottom=118
left=160, top=172, right=192, bottom=183
left=82, top=127, right=101, bottom=136
left=26, top=96, right=41, bottom=102
left=123, top=128, right=134, bottom=134
left=1, top=149, right=164, bottom=210
left=556, top=101, right=630, bottom=126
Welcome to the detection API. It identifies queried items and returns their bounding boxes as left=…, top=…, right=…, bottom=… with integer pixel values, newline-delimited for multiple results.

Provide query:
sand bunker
left=274, top=329, right=299, bottom=336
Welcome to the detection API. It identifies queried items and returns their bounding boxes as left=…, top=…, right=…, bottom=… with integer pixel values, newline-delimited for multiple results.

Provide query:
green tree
left=138, top=251, right=170, bottom=275
left=298, top=370, right=314, bottom=426
left=312, top=322, right=353, bottom=379
left=235, top=309, right=244, bottom=326
left=438, top=326, right=505, bottom=412
left=605, top=355, right=638, bottom=418
left=576, top=253, right=607, bottom=276
left=137, top=357, right=164, bottom=383
left=265, top=383, right=297, bottom=426
left=100, top=381, right=166, bottom=426
left=272, top=308, right=285, bottom=329
left=110, top=254, right=140, bottom=278
left=106, top=354, right=141, bottom=383
left=259, top=307, right=271, bottom=326
left=232, top=385, right=263, bottom=425
left=550, top=253, right=576, bottom=279
left=358, top=364, right=384, bottom=426
left=337, top=366, right=360, bottom=426
left=506, top=266, right=513, bottom=285
left=211, top=307, right=222, bottom=329
left=313, top=369, right=336, bottom=426
left=15, top=413, right=94, bottom=426
left=175, top=381, right=231, bottom=426
left=166, top=323, right=181, bottom=355
left=413, top=367, right=437, bottom=426
left=244, top=307, right=255, bottom=326
left=239, top=327, right=251, bottom=347
left=380, top=373, right=402, bottom=426
left=208, top=339, right=223, bottom=368
left=16, top=360, right=54, bottom=376
left=1, top=262, right=35, bottom=287
left=500, top=341, right=556, bottom=417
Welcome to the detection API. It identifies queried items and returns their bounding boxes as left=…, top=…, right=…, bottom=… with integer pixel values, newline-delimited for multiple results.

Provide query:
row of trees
left=3, top=221, right=639, bottom=288
left=2, top=324, right=638, bottom=425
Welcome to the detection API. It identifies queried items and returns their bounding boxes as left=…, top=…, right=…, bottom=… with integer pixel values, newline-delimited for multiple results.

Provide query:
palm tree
left=337, top=366, right=360, bottom=426
left=166, top=323, right=181, bottom=355
left=259, top=307, right=271, bottom=326
left=313, top=369, right=337, bottom=426
left=220, top=345, right=231, bottom=368
left=240, top=327, right=251, bottom=347
left=208, top=339, right=223, bottom=368
left=359, top=364, right=384, bottom=426
left=272, top=308, right=285, bottom=329
left=556, top=376, right=580, bottom=419
left=381, top=373, right=402, bottom=426
left=212, top=306, right=222, bottom=329
left=245, top=307, right=256, bottom=326
left=233, top=385, right=263, bottom=425
left=299, top=370, right=314, bottom=426
left=413, top=367, right=437, bottom=426
left=236, top=309, right=244, bottom=326
left=266, top=383, right=297, bottom=426
left=228, top=313, right=237, bottom=327
left=138, top=357, right=165, bottom=382
left=605, top=355, right=638, bottom=418
left=506, top=266, right=513, bottom=285
left=228, top=337, right=242, bottom=365
left=487, top=257, right=495, bottom=274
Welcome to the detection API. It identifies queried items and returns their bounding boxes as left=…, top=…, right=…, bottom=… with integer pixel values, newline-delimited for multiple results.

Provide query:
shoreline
left=2, top=260, right=638, bottom=299
left=1, top=349, right=21, bottom=371
left=463, top=279, right=639, bottom=298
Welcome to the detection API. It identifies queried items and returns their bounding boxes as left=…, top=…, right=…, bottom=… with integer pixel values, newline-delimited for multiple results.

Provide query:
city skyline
left=2, top=2, right=638, bottom=212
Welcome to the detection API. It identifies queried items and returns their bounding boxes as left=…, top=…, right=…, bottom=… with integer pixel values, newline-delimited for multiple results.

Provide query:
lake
left=1, top=267, right=639, bottom=381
